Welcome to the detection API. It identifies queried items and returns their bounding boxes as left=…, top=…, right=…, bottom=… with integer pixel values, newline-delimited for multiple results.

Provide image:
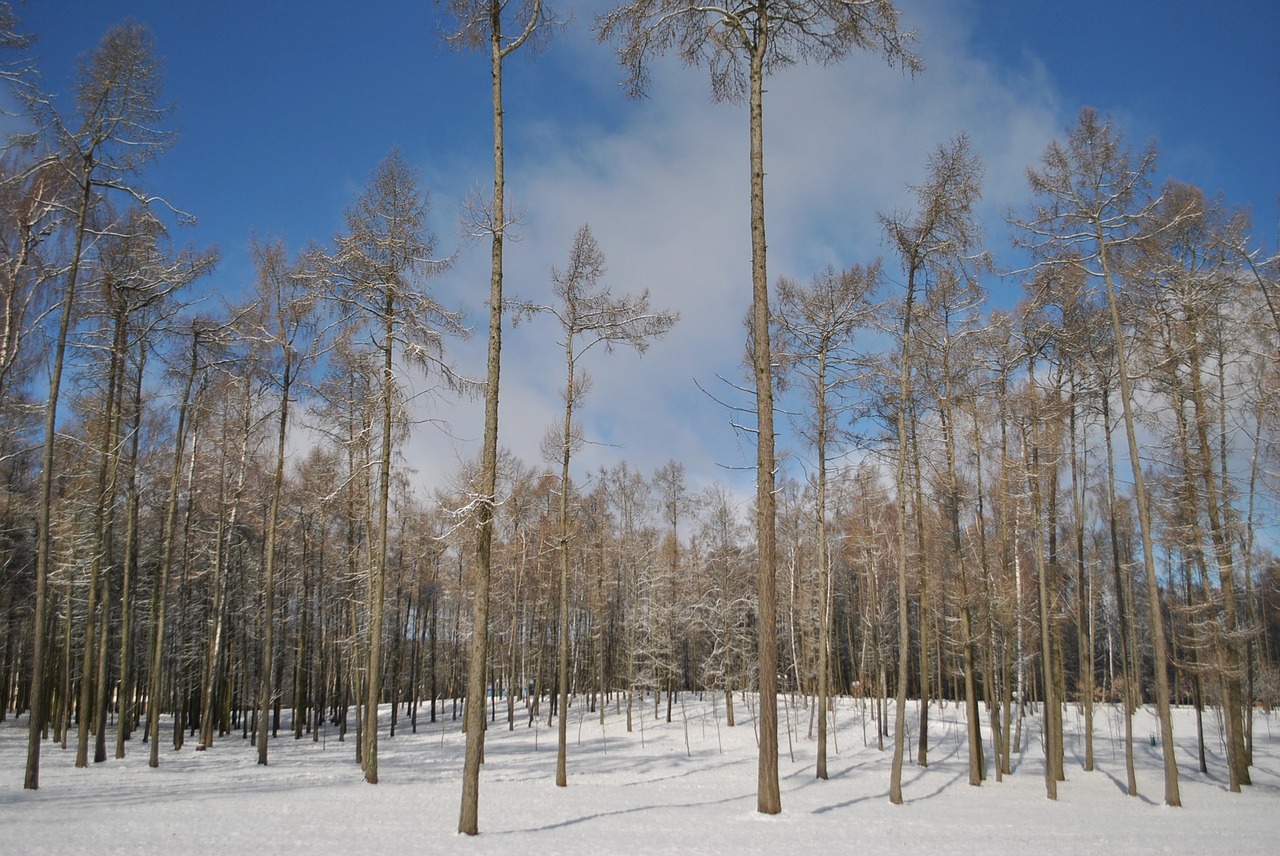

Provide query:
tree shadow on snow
left=491, top=788, right=754, bottom=836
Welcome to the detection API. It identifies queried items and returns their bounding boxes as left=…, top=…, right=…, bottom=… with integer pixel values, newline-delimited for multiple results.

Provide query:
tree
left=597, top=0, right=919, bottom=814
left=146, top=321, right=210, bottom=769
left=440, top=0, right=553, bottom=833
left=691, top=482, right=752, bottom=728
left=652, top=459, right=689, bottom=723
left=520, top=223, right=675, bottom=787
left=1014, top=107, right=1181, bottom=806
left=323, top=147, right=464, bottom=784
left=75, top=207, right=211, bottom=768
left=604, top=460, right=657, bottom=731
left=1128, top=181, right=1255, bottom=790
left=773, top=262, right=877, bottom=779
left=194, top=353, right=259, bottom=754
left=880, top=134, right=983, bottom=803
left=916, top=259, right=989, bottom=788
left=1017, top=306, right=1065, bottom=799
left=243, top=239, right=323, bottom=766
left=21, top=21, right=180, bottom=790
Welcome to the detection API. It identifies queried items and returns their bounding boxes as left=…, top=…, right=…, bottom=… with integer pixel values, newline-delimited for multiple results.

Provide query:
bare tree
left=773, top=262, right=877, bottom=779
left=916, top=260, right=990, bottom=788
left=20, top=22, right=181, bottom=789
left=241, top=239, right=324, bottom=766
left=323, top=148, right=465, bottom=784
left=691, top=481, right=752, bottom=728
left=146, top=321, right=210, bottom=769
left=1014, top=107, right=1182, bottom=806
left=440, top=0, right=554, bottom=832
left=74, top=207, right=211, bottom=768
left=519, top=223, right=676, bottom=787
left=1128, top=181, right=1255, bottom=790
left=880, top=134, right=983, bottom=804
left=652, top=459, right=689, bottom=723
left=597, top=0, right=918, bottom=814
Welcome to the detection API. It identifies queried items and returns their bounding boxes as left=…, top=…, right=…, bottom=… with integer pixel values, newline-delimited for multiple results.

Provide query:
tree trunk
left=749, top=33, right=781, bottom=817
left=363, top=305, right=396, bottom=784
left=555, top=334, right=576, bottom=789
left=888, top=262, right=919, bottom=805
left=1068, top=372, right=1094, bottom=772
left=909, top=402, right=930, bottom=769
left=459, top=1, right=515, bottom=831
left=1099, top=242, right=1180, bottom=806
left=1099, top=373, right=1138, bottom=796
left=258, top=362, right=294, bottom=766
left=199, top=376, right=251, bottom=750
left=25, top=175, right=94, bottom=790
left=147, top=328, right=202, bottom=769
left=1026, top=356, right=1058, bottom=800
left=1184, top=331, right=1250, bottom=789
left=76, top=307, right=127, bottom=768
left=815, top=350, right=830, bottom=781
left=115, top=341, right=147, bottom=758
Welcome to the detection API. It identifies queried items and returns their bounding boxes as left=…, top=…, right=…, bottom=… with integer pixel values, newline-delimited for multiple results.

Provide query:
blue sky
left=15, top=0, right=1280, bottom=501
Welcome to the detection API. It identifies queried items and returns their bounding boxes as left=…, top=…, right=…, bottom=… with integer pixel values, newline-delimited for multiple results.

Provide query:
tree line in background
left=1, top=1, right=1278, bottom=828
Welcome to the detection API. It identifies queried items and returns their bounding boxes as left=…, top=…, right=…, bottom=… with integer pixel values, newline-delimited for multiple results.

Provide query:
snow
left=3, top=697, right=1277, bottom=854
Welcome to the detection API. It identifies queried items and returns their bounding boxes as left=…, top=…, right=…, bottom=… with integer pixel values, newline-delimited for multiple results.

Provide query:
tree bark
left=25, top=175, right=93, bottom=790
left=147, top=327, right=201, bottom=769
left=1098, top=243, right=1181, bottom=806
left=748, top=27, right=781, bottom=816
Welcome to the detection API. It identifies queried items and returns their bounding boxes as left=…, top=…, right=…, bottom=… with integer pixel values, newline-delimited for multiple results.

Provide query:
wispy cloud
left=407, top=2, right=1065, bottom=498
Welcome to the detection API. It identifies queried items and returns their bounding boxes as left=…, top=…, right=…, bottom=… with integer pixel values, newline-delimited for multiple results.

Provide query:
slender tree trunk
left=147, top=328, right=201, bottom=769
left=941, top=396, right=982, bottom=786
left=25, top=175, right=94, bottom=790
left=1184, top=335, right=1250, bottom=789
left=815, top=351, right=830, bottom=781
left=1099, top=243, right=1180, bottom=806
left=199, top=377, right=251, bottom=750
left=1068, top=372, right=1094, bottom=771
left=93, top=311, right=131, bottom=765
left=115, top=341, right=146, bottom=758
left=459, top=1, right=515, bottom=832
left=748, top=34, right=781, bottom=817
left=76, top=308, right=127, bottom=768
left=972, top=404, right=1004, bottom=780
left=1026, top=356, right=1057, bottom=800
left=888, top=261, right=919, bottom=805
left=1099, top=374, right=1138, bottom=796
left=258, top=363, right=294, bottom=766
left=910, top=404, right=930, bottom=768
left=555, top=336, right=576, bottom=789
left=363, top=306, right=396, bottom=784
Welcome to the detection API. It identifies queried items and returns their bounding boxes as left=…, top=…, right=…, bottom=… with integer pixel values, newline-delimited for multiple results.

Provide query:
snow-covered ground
left=3, top=696, right=1277, bottom=854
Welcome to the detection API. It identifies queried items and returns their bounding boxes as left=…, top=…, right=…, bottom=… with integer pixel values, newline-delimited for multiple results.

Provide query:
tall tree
left=880, top=134, right=983, bottom=804
left=1129, top=181, right=1254, bottom=790
left=1014, top=107, right=1182, bottom=806
left=441, top=0, right=552, bottom=833
left=75, top=207, right=211, bottom=767
left=773, top=262, right=877, bottom=779
left=652, top=459, right=688, bottom=723
left=917, top=259, right=989, bottom=787
left=597, top=0, right=919, bottom=814
left=244, top=239, right=323, bottom=766
left=520, top=223, right=675, bottom=787
left=323, top=148, right=464, bottom=784
left=146, top=321, right=208, bottom=769
left=22, top=22, right=179, bottom=789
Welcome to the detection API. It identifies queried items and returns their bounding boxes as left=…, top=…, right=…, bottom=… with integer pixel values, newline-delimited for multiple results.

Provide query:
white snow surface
left=3, top=696, right=1277, bottom=854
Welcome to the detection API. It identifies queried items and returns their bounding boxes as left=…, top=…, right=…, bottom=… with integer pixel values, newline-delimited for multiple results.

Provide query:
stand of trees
left=1, top=2, right=1277, bottom=825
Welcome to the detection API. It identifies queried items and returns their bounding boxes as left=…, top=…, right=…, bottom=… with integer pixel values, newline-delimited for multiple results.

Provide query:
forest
left=1, top=0, right=1277, bottom=832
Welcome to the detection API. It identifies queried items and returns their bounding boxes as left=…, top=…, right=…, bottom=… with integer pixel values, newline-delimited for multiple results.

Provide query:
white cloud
left=405, top=1, right=1067, bottom=502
